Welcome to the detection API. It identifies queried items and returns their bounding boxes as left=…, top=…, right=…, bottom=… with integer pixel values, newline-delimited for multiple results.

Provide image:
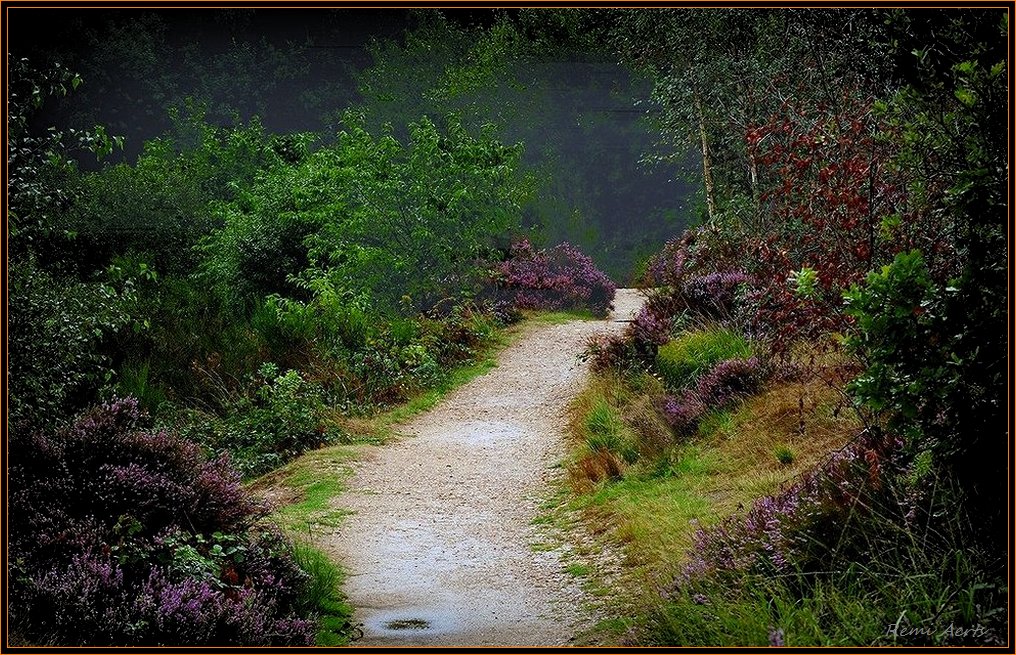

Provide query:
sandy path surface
left=324, top=289, right=644, bottom=647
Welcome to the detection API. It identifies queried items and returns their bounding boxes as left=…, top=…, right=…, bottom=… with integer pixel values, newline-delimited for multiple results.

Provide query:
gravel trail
left=324, top=289, right=644, bottom=646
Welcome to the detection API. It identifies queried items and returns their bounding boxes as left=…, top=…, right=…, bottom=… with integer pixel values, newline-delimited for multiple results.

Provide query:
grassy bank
left=561, top=366, right=860, bottom=643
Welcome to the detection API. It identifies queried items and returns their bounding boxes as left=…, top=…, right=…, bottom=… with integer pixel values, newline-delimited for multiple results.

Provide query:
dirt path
left=323, top=289, right=644, bottom=647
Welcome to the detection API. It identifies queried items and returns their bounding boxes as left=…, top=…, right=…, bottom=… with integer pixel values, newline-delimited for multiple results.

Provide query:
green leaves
left=844, top=250, right=944, bottom=441
left=200, top=111, right=529, bottom=316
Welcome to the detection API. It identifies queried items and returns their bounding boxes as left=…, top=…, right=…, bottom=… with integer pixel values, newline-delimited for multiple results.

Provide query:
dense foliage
left=563, top=7, right=1005, bottom=646
left=7, top=33, right=615, bottom=645
left=9, top=398, right=317, bottom=646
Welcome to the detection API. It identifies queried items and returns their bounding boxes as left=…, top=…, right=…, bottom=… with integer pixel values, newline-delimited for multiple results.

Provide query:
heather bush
left=665, top=431, right=902, bottom=604
left=494, top=238, right=616, bottom=317
left=680, top=271, right=750, bottom=320
left=654, top=429, right=1006, bottom=646
left=581, top=288, right=681, bottom=373
left=695, top=357, right=764, bottom=407
left=658, top=393, right=706, bottom=438
left=658, top=356, right=764, bottom=437
left=630, top=304, right=673, bottom=348
left=9, top=398, right=320, bottom=646
left=641, top=233, right=694, bottom=287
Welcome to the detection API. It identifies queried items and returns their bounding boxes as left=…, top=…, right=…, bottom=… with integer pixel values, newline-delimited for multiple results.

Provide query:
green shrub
left=183, top=363, right=331, bottom=478
left=8, top=258, right=136, bottom=432
left=655, top=328, right=752, bottom=390
left=845, top=247, right=1005, bottom=549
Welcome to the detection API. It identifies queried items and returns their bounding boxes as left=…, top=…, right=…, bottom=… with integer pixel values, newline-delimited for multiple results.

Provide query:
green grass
left=566, top=562, right=592, bottom=578
left=565, top=364, right=1005, bottom=647
left=577, top=447, right=724, bottom=569
left=564, top=367, right=863, bottom=645
left=259, top=446, right=358, bottom=537
left=292, top=543, right=356, bottom=646
left=655, top=328, right=752, bottom=390
left=774, top=444, right=796, bottom=465
left=583, top=398, right=639, bottom=464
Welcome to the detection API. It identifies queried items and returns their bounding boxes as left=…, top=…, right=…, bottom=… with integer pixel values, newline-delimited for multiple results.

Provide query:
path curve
left=326, top=289, right=644, bottom=646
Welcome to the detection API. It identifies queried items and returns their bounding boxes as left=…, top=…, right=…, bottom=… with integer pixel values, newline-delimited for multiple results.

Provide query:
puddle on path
left=365, top=608, right=460, bottom=641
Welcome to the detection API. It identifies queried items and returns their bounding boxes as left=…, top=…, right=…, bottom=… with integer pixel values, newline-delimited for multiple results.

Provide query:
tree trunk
left=693, top=87, right=717, bottom=222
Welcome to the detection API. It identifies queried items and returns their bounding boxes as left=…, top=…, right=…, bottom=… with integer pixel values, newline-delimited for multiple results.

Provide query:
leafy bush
left=845, top=247, right=1005, bottom=547
left=182, top=364, right=330, bottom=478
left=655, top=329, right=753, bottom=390
left=200, top=112, right=530, bottom=315
left=844, top=251, right=937, bottom=438
left=9, top=398, right=318, bottom=646
left=494, top=238, right=616, bottom=317
left=8, top=259, right=137, bottom=432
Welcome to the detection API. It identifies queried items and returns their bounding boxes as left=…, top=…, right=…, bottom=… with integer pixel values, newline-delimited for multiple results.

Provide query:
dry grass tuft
left=570, top=449, right=627, bottom=492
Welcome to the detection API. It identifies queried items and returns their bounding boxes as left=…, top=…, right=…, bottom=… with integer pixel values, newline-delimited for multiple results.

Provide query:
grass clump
left=655, top=328, right=752, bottom=390
left=584, top=398, right=638, bottom=465
left=292, top=543, right=357, bottom=646
left=773, top=444, right=796, bottom=465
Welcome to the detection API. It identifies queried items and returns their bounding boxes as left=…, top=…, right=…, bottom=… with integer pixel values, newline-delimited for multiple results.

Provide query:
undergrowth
left=564, top=365, right=862, bottom=643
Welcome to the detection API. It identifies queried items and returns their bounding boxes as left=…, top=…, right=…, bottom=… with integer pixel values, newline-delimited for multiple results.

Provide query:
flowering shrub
left=631, top=304, right=673, bottom=347
left=681, top=271, right=750, bottom=320
left=494, top=239, right=615, bottom=317
left=9, top=398, right=317, bottom=646
left=643, top=235, right=691, bottom=287
left=658, top=393, right=706, bottom=437
left=695, top=356, right=764, bottom=407
left=675, top=430, right=902, bottom=588
left=658, top=356, right=765, bottom=437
